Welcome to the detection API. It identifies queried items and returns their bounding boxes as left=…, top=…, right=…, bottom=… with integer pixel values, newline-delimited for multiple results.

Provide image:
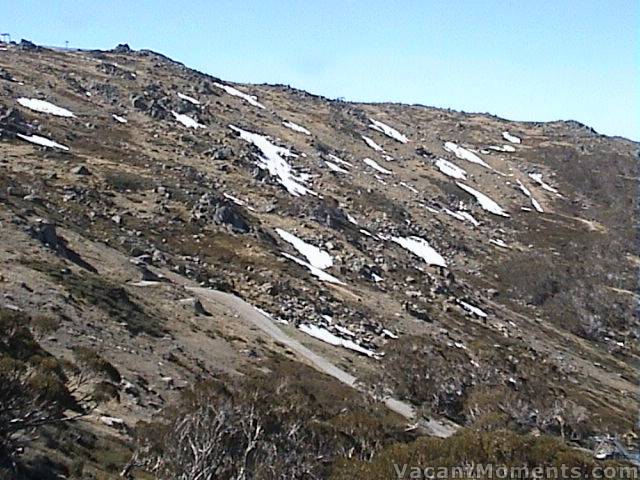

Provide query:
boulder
left=212, top=204, right=250, bottom=233
left=113, top=43, right=132, bottom=54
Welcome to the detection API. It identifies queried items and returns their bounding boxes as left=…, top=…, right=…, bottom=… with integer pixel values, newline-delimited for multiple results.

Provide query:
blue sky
left=5, top=0, right=639, bottom=140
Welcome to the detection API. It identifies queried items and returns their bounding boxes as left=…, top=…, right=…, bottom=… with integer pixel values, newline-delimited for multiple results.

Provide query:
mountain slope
left=0, top=41, right=638, bottom=477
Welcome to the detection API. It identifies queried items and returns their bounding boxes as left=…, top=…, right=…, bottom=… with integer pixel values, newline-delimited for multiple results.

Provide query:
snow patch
left=391, top=236, right=447, bottom=268
left=369, top=118, right=409, bottom=143
left=490, top=239, right=510, bottom=249
left=17, top=98, right=75, bottom=117
left=434, top=158, right=467, bottom=180
left=399, top=182, right=419, bottom=194
left=276, top=229, right=333, bottom=269
left=456, top=182, right=509, bottom=217
left=444, top=142, right=492, bottom=169
left=363, top=157, right=392, bottom=175
left=362, top=135, right=385, bottom=152
left=487, top=145, right=516, bottom=153
left=177, top=92, right=200, bottom=105
left=171, top=111, right=205, bottom=129
left=223, top=193, right=256, bottom=211
left=17, top=133, right=69, bottom=151
left=516, top=179, right=543, bottom=212
left=529, top=173, right=559, bottom=194
left=459, top=300, right=488, bottom=318
left=299, top=324, right=376, bottom=357
left=112, top=114, right=128, bottom=124
left=230, top=125, right=314, bottom=196
left=327, top=154, right=352, bottom=167
left=325, top=161, right=349, bottom=174
left=281, top=252, right=344, bottom=284
left=213, top=82, right=265, bottom=109
left=502, top=131, right=521, bottom=144
left=282, top=120, right=311, bottom=135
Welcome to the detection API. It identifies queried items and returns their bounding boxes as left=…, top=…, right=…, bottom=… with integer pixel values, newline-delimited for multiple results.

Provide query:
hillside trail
left=188, top=287, right=459, bottom=438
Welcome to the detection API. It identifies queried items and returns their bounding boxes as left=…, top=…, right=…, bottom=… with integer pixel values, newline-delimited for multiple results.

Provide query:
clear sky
left=5, top=0, right=639, bottom=140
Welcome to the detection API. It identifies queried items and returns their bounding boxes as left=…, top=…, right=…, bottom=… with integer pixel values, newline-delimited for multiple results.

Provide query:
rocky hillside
left=0, top=40, right=638, bottom=478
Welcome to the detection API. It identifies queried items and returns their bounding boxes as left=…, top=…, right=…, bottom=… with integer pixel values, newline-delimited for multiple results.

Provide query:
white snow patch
left=382, top=328, right=398, bottom=339
left=458, top=211, right=481, bottom=227
left=459, top=300, right=488, bottom=318
left=112, top=114, right=128, bottom=124
left=299, top=324, right=376, bottom=357
left=177, top=92, right=200, bottom=105
left=423, top=204, right=440, bottom=214
left=369, top=118, right=409, bottom=143
left=362, top=135, right=385, bottom=152
left=223, top=193, right=256, bottom=211
left=502, top=131, right=521, bottom=144
left=282, top=120, right=311, bottom=135
left=230, top=125, right=314, bottom=196
left=456, top=182, right=509, bottom=217
left=171, top=111, right=205, bottom=129
left=276, top=229, right=333, bottom=270
left=327, top=154, right=352, bottom=167
left=435, top=158, right=467, bottom=180
left=516, top=179, right=543, bottom=212
left=391, top=236, right=447, bottom=268
left=325, top=161, right=349, bottom=174
left=213, top=82, right=265, bottom=109
left=363, top=157, right=392, bottom=175
left=487, top=144, right=516, bottom=153
left=346, top=213, right=358, bottom=225
left=399, top=182, right=419, bottom=194
left=490, top=239, right=510, bottom=249
left=17, top=98, right=75, bottom=117
left=443, top=208, right=467, bottom=222
left=17, top=133, right=69, bottom=151
left=529, top=173, right=559, bottom=194
left=444, top=142, right=492, bottom=169
left=281, top=252, right=344, bottom=284
left=372, top=273, right=383, bottom=282
left=359, top=229, right=373, bottom=237
left=375, top=175, right=387, bottom=185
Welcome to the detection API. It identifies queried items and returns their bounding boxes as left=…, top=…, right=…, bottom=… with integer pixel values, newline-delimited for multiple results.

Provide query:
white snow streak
left=17, top=98, right=75, bottom=117
left=487, top=145, right=516, bottom=153
left=281, top=252, right=344, bottom=284
left=369, top=118, right=409, bottom=143
left=502, top=131, right=521, bottom=144
left=230, top=125, right=314, bottom=196
left=528, top=173, right=559, bottom=194
left=213, top=82, right=265, bottom=109
left=516, top=179, right=543, bottom=212
left=444, top=142, right=492, bottom=169
left=363, top=157, right=392, bottom=175
left=399, top=181, right=419, bottom=194
left=171, top=111, right=205, bottom=129
left=276, top=229, right=333, bottom=270
left=456, top=182, right=509, bottom=217
left=362, top=135, right=385, bottom=152
left=299, top=324, right=376, bottom=357
left=325, top=161, right=349, bottom=173
left=327, top=154, right=352, bottom=167
left=177, top=92, right=200, bottom=105
left=490, top=239, right=510, bottom=249
left=459, top=300, right=488, bottom=318
left=112, top=114, right=128, bottom=124
left=17, top=133, right=69, bottom=151
left=282, top=120, right=311, bottom=135
left=391, top=236, right=447, bottom=268
left=435, top=158, right=467, bottom=180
